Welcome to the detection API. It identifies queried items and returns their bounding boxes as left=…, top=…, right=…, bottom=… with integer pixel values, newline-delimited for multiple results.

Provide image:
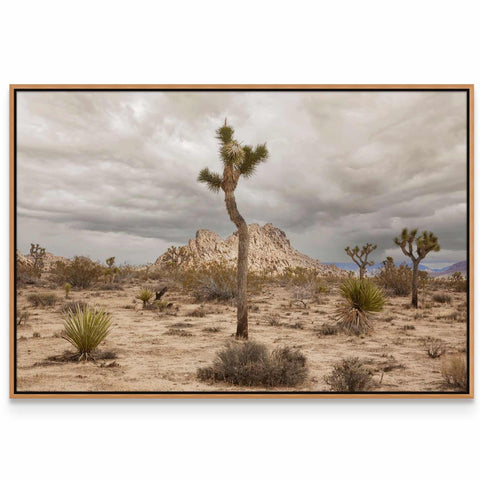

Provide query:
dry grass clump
left=324, top=357, right=375, bottom=392
left=441, top=354, right=467, bottom=390
left=432, top=293, right=452, bottom=304
left=16, top=309, right=31, bottom=326
left=164, top=328, right=193, bottom=337
left=316, top=323, right=339, bottom=336
left=202, top=326, right=221, bottom=333
left=197, top=341, right=308, bottom=387
left=335, top=278, right=386, bottom=335
left=423, top=337, right=446, bottom=358
left=187, top=307, right=206, bottom=318
left=60, top=301, right=90, bottom=314
left=27, top=293, right=58, bottom=307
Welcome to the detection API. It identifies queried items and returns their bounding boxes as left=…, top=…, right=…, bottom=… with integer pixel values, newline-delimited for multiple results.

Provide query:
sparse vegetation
left=60, top=301, right=89, bottom=314
left=27, top=293, right=57, bottom=307
left=316, top=323, right=339, bottom=336
left=335, top=278, right=386, bottom=335
left=64, top=283, right=71, bottom=298
left=197, top=341, right=307, bottom=387
left=61, top=304, right=112, bottom=361
left=16, top=310, right=30, bottom=326
left=324, top=357, right=374, bottom=392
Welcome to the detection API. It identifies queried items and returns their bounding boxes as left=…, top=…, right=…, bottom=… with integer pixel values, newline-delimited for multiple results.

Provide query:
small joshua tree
left=394, top=228, right=440, bottom=308
left=30, top=243, right=46, bottom=277
left=198, top=120, right=269, bottom=339
left=345, top=243, right=377, bottom=280
left=64, top=283, right=72, bottom=299
left=104, top=256, right=118, bottom=283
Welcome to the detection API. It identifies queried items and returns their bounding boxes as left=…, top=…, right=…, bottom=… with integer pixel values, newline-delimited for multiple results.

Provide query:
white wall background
left=1, top=1, right=478, bottom=479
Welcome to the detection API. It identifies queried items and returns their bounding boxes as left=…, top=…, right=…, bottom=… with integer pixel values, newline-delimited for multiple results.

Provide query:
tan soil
left=15, top=282, right=467, bottom=393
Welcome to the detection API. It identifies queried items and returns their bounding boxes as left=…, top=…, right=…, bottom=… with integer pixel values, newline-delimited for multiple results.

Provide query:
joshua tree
left=345, top=243, right=377, bottom=280
left=30, top=243, right=46, bottom=277
left=394, top=228, right=440, bottom=308
left=198, top=120, right=269, bottom=339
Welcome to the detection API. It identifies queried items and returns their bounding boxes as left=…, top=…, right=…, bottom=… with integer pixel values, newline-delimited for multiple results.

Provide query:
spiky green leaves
left=238, top=144, right=269, bottom=177
left=216, top=124, right=234, bottom=145
left=335, top=278, right=386, bottom=335
left=62, top=305, right=112, bottom=360
left=221, top=140, right=245, bottom=166
left=198, top=168, right=223, bottom=193
left=394, top=228, right=440, bottom=261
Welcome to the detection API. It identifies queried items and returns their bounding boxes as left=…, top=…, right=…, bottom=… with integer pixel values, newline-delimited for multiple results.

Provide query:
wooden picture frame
left=10, top=84, right=474, bottom=398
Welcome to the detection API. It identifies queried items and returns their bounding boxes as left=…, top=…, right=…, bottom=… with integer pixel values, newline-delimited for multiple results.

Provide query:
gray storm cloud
left=16, top=90, right=467, bottom=265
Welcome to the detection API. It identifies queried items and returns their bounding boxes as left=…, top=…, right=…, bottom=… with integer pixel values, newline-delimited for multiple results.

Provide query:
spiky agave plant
left=137, top=288, right=154, bottom=308
left=62, top=305, right=112, bottom=360
left=335, top=278, right=386, bottom=335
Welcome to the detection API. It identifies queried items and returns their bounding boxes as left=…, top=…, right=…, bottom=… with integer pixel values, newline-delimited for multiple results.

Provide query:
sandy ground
left=15, top=281, right=468, bottom=393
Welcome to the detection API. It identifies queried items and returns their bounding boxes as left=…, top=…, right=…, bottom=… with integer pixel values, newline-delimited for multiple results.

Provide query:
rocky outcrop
left=155, top=223, right=341, bottom=275
left=16, top=250, right=68, bottom=271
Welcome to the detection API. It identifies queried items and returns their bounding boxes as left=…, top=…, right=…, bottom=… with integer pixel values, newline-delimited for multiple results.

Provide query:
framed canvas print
left=9, top=85, right=474, bottom=398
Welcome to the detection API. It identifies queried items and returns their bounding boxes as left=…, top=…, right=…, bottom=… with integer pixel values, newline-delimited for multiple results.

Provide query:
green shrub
left=62, top=304, right=112, bottom=360
left=197, top=341, right=308, bottom=387
left=137, top=288, right=154, bottom=308
left=442, top=354, right=467, bottom=390
left=184, top=262, right=237, bottom=301
left=27, top=293, right=58, bottom=307
left=335, top=278, right=386, bottom=335
left=324, top=357, right=374, bottom=392
left=64, top=283, right=71, bottom=298
left=52, top=257, right=103, bottom=289
left=375, top=257, right=411, bottom=296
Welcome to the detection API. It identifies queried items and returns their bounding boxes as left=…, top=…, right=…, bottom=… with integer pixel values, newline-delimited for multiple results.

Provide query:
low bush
left=62, top=304, right=112, bottom=361
left=316, top=323, right=339, bottom=336
left=375, top=257, right=411, bottom=296
left=16, top=310, right=30, bottom=326
left=432, top=293, right=452, bottom=304
left=184, top=262, right=237, bottom=301
left=137, top=288, right=154, bottom=308
left=197, top=341, right=308, bottom=387
left=27, top=293, right=57, bottom=307
left=423, top=337, right=445, bottom=358
left=52, top=257, right=103, bottom=289
left=442, top=354, right=467, bottom=390
left=324, top=357, right=374, bottom=392
left=60, top=301, right=90, bottom=314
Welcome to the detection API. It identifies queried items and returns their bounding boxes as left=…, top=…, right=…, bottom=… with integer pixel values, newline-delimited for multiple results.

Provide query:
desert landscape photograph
left=11, top=87, right=472, bottom=397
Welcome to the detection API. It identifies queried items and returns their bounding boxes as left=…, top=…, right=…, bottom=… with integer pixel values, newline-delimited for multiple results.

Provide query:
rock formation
left=155, top=223, right=341, bottom=275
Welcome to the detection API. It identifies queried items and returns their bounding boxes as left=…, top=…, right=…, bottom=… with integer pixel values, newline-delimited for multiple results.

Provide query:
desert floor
left=15, top=281, right=468, bottom=393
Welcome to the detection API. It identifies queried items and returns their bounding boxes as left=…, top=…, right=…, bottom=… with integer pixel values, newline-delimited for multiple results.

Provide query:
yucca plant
left=62, top=305, right=112, bottom=360
left=64, top=282, right=71, bottom=299
left=335, top=278, right=386, bottom=335
left=137, top=288, right=154, bottom=308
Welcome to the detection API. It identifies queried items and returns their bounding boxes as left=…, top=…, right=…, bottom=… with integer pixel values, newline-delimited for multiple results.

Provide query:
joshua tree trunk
left=224, top=187, right=249, bottom=339
left=412, top=261, right=419, bottom=308
left=359, top=267, right=365, bottom=280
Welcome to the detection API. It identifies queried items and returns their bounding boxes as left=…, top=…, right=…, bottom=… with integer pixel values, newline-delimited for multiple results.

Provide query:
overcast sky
left=16, top=90, right=468, bottom=266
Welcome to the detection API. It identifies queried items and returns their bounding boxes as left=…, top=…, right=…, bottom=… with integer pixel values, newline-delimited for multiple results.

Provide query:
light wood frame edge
left=9, top=84, right=475, bottom=399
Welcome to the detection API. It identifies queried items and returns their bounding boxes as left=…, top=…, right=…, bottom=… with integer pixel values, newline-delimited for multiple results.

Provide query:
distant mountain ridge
left=329, top=260, right=467, bottom=277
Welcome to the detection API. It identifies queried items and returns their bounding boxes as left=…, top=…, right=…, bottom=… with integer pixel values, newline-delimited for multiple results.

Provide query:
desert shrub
left=16, top=261, right=39, bottom=285
left=266, top=315, right=282, bottom=326
left=449, top=272, right=467, bottom=292
left=281, top=267, right=329, bottom=293
left=335, top=278, right=386, bottom=335
left=423, top=337, right=445, bottom=358
left=60, top=301, right=90, bottom=314
left=27, top=293, right=57, bottom=307
left=137, top=288, right=154, bottom=308
left=52, top=256, right=103, bottom=289
left=324, top=357, right=374, bottom=392
left=184, top=261, right=237, bottom=301
left=64, top=283, right=71, bottom=298
left=187, top=307, right=206, bottom=318
left=164, top=328, right=193, bottom=337
left=202, top=327, right=221, bottom=333
left=62, top=304, right=112, bottom=360
left=375, top=257, right=411, bottom=296
left=197, top=341, right=308, bottom=387
left=442, top=354, right=467, bottom=390
left=316, top=323, right=339, bottom=336
left=153, top=300, right=171, bottom=311
left=432, top=293, right=452, bottom=304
